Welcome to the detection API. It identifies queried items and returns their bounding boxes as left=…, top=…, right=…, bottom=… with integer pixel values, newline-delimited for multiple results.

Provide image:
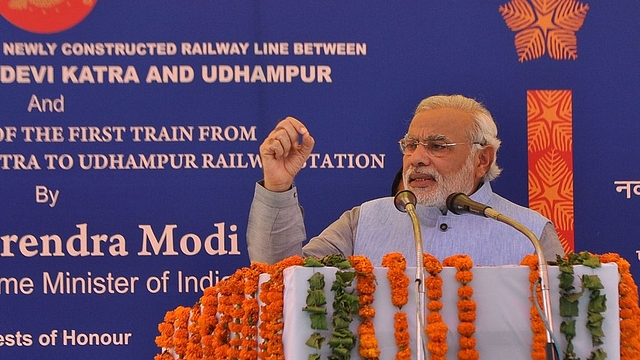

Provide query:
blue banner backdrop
left=1, top=1, right=639, bottom=358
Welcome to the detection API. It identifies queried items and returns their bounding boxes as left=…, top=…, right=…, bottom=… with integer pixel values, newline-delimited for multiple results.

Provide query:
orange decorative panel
left=527, top=90, right=574, bottom=252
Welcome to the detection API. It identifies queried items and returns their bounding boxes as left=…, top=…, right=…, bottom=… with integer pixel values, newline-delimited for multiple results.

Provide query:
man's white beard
left=404, top=156, right=476, bottom=209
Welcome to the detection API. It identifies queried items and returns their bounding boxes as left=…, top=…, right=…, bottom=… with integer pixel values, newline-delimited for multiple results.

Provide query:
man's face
left=402, top=107, right=483, bottom=208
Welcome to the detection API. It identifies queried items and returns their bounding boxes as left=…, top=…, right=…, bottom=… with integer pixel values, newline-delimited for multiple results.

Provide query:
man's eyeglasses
left=398, top=137, right=484, bottom=157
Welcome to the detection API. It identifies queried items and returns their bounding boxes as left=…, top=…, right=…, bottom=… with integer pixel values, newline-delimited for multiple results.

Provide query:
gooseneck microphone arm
left=394, top=190, right=428, bottom=360
left=446, top=193, right=559, bottom=360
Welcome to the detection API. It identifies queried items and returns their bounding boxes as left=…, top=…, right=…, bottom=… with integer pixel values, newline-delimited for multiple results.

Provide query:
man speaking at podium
left=247, top=94, right=564, bottom=266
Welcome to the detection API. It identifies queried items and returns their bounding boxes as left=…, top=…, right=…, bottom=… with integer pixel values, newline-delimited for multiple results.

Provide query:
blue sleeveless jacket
left=354, top=183, right=549, bottom=266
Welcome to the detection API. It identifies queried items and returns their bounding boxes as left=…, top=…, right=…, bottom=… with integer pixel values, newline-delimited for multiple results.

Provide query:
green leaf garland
left=302, top=255, right=358, bottom=360
left=557, top=251, right=608, bottom=360
left=303, top=261, right=329, bottom=359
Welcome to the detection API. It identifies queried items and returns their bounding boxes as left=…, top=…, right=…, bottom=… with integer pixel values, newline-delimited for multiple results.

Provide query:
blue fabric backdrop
left=1, top=1, right=639, bottom=358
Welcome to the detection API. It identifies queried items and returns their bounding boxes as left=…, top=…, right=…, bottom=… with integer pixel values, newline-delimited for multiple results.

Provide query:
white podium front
left=275, top=264, right=619, bottom=360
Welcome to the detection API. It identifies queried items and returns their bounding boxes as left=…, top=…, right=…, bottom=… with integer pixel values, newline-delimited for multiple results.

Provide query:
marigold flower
left=427, top=312, right=443, bottom=324
left=157, top=322, right=173, bottom=336
left=458, top=348, right=480, bottom=360
left=598, top=252, right=620, bottom=263
left=427, top=300, right=443, bottom=312
left=455, top=270, right=473, bottom=284
left=457, top=299, right=476, bottom=312
left=154, top=352, right=173, bottom=360
left=397, top=347, right=411, bottom=360
left=458, top=285, right=474, bottom=298
left=618, top=258, right=631, bottom=273
left=620, top=295, right=638, bottom=308
left=426, top=339, right=448, bottom=356
left=382, top=252, right=406, bottom=268
left=458, top=311, right=477, bottom=323
left=423, top=254, right=443, bottom=275
left=359, top=293, right=375, bottom=304
left=457, top=322, right=476, bottom=337
left=459, top=336, right=477, bottom=349
left=426, top=322, right=448, bottom=341
left=452, top=256, right=473, bottom=271
left=359, top=306, right=376, bottom=318
left=620, top=308, right=635, bottom=319
left=391, top=294, right=408, bottom=307
left=425, top=276, right=443, bottom=289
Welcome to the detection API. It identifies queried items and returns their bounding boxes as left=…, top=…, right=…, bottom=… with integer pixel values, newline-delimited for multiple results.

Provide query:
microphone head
left=394, top=190, right=417, bottom=212
left=446, top=192, right=471, bottom=215
left=447, top=192, right=492, bottom=217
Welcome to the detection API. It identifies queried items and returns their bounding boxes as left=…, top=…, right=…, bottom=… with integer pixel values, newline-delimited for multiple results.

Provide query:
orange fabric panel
left=527, top=90, right=574, bottom=252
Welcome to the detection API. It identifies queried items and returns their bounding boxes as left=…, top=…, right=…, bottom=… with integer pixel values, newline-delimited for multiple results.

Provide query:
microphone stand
left=394, top=190, right=428, bottom=360
left=482, top=208, right=559, bottom=360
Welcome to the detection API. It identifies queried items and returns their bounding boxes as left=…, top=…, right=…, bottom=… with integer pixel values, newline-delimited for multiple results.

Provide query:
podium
left=274, top=264, right=620, bottom=360
left=155, top=257, right=635, bottom=360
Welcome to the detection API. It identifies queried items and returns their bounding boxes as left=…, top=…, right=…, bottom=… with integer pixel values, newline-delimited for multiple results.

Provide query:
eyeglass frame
left=398, top=135, right=485, bottom=157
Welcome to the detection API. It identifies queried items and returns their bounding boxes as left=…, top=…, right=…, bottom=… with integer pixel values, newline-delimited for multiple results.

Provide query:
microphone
left=445, top=192, right=560, bottom=360
left=394, top=189, right=417, bottom=212
left=446, top=192, right=500, bottom=219
left=393, top=190, right=427, bottom=359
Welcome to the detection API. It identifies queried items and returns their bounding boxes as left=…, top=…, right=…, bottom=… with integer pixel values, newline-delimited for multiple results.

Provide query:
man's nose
left=408, top=144, right=432, bottom=166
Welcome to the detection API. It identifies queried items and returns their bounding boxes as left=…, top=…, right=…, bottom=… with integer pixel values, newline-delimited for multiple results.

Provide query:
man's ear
left=474, top=145, right=495, bottom=179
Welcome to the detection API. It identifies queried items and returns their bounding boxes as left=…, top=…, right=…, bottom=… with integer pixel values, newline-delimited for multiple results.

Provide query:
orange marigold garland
left=599, top=253, right=640, bottom=360
left=258, top=281, right=284, bottom=359
left=258, top=255, right=304, bottom=360
left=174, top=306, right=191, bottom=359
left=155, top=309, right=177, bottom=360
left=349, top=254, right=381, bottom=360
left=228, top=270, right=248, bottom=360
left=186, top=303, right=203, bottom=360
left=423, top=253, right=448, bottom=360
left=382, top=252, right=411, bottom=360
left=214, top=278, right=232, bottom=359
left=521, top=254, right=546, bottom=360
left=240, top=264, right=263, bottom=360
left=199, top=285, right=219, bottom=360
left=443, top=255, right=478, bottom=360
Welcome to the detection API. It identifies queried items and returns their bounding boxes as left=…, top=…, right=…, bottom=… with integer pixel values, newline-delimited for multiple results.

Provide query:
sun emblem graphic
left=499, top=0, right=589, bottom=62
left=0, top=0, right=96, bottom=34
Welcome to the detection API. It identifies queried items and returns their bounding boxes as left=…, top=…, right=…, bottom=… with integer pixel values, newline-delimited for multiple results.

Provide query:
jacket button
left=439, top=223, right=448, bottom=231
